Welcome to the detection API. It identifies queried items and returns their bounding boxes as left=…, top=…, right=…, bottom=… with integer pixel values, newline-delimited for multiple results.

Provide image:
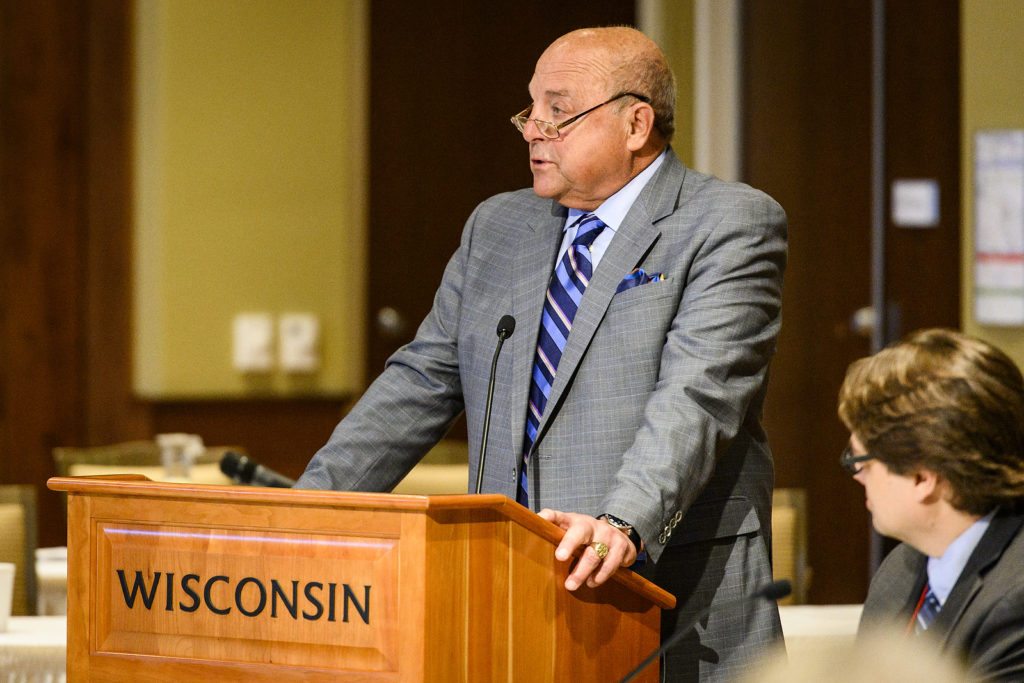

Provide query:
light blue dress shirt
left=926, top=509, right=996, bottom=605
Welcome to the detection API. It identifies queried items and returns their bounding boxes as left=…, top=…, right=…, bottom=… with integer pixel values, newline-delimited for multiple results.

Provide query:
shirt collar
left=926, top=509, right=996, bottom=604
left=564, top=149, right=667, bottom=233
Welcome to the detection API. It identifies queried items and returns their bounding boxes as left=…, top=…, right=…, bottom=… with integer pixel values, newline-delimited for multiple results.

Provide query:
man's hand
left=537, top=509, right=638, bottom=591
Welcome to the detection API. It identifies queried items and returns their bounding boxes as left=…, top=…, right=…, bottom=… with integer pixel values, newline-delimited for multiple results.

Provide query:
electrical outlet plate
left=233, top=313, right=275, bottom=372
left=279, top=312, right=320, bottom=372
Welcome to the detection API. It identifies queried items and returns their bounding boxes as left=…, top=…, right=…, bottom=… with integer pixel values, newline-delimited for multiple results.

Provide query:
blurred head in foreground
left=740, top=627, right=970, bottom=683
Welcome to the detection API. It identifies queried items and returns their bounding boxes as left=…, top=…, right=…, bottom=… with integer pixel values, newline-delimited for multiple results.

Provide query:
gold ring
left=590, top=541, right=609, bottom=560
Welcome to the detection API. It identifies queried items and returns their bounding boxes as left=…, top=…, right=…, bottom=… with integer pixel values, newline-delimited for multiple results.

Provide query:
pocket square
left=616, top=268, right=664, bottom=293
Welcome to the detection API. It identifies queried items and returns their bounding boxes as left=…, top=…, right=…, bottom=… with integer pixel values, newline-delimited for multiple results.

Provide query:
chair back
left=0, top=484, right=38, bottom=615
left=772, top=487, right=810, bottom=605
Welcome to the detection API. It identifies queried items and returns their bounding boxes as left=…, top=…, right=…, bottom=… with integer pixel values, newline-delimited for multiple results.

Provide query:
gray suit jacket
left=297, top=148, right=787, bottom=678
left=860, top=509, right=1024, bottom=681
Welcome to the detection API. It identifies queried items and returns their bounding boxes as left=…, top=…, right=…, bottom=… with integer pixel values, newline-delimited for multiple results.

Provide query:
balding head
left=521, top=27, right=673, bottom=209
left=541, top=27, right=676, bottom=141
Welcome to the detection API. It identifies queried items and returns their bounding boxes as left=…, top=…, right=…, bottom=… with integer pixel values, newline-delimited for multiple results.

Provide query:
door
left=743, top=0, right=960, bottom=603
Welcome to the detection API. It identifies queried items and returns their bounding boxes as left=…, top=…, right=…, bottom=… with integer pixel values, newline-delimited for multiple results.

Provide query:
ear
left=625, top=102, right=656, bottom=152
left=912, top=469, right=944, bottom=505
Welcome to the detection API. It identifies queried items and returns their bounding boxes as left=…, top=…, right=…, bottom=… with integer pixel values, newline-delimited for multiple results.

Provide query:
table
left=0, top=616, right=66, bottom=683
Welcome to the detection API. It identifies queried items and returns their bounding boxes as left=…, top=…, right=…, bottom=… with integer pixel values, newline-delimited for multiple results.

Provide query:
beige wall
left=961, top=0, right=1024, bottom=365
left=133, top=0, right=368, bottom=398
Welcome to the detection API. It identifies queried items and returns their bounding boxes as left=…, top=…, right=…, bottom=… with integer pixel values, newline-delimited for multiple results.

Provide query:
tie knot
left=573, top=213, right=606, bottom=248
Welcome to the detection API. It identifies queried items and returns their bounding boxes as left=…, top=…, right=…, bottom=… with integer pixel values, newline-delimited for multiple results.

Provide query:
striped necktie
left=517, top=213, right=606, bottom=507
left=915, top=585, right=941, bottom=633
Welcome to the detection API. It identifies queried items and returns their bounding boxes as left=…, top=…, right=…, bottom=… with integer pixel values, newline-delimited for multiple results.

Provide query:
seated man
left=837, top=328, right=1024, bottom=680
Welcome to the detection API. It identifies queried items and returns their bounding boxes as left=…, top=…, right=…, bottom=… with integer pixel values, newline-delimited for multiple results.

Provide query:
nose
left=521, top=117, right=546, bottom=143
left=852, top=468, right=867, bottom=485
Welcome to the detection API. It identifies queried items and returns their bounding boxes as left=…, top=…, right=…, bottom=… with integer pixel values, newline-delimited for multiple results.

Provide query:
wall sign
left=975, top=130, right=1024, bottom=325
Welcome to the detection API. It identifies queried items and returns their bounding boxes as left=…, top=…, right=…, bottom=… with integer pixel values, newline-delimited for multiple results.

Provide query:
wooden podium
left=48, top=476, right=674, bottom=681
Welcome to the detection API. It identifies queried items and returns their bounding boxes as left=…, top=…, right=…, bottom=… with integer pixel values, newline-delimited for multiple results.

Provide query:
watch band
left=599, top=514, right=643, bottom=554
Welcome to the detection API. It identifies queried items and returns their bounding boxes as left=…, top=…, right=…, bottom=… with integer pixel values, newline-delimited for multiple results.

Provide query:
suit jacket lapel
left=532, top=150, right=687, bottom=446
left=890, top=547, right=930, bottom=621
left=508, top=206, right=566, bottom=457
left=933, top=510, right=1024, bottom=645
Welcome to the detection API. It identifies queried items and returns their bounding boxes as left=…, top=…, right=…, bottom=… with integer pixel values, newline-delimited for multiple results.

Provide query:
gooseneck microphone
left=220, top=451, right=297, bottom=488
left=618, top=579, right=791, bottom=683
left=475, top=314, right=516, bottom=494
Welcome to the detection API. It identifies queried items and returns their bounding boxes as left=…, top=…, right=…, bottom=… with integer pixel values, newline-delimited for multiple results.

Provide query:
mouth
left=529, top=143, right=553, bottom=169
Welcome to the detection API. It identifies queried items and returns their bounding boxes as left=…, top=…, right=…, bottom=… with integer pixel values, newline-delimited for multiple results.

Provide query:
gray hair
left=610, top=48, right=676, bottom=141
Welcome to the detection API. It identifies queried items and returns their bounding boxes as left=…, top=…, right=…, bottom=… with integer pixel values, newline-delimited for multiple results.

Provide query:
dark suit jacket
left=860, top=509, right=1024, bottom=680
left=297, top=148, right=788, bottom=679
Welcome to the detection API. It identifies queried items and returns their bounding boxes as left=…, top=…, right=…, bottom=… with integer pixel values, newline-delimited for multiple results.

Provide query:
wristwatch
left=599, top=514, right=643, bottom=554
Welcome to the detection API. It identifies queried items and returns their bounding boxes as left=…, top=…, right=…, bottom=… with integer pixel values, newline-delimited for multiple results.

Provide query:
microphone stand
left=618, top=579, right=791, bottom=682
left=476, top=315, right=514, bottom=494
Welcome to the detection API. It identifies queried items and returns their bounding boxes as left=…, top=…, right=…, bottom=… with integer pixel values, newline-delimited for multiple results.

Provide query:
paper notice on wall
left=975, top=130, right=1024, bottom=326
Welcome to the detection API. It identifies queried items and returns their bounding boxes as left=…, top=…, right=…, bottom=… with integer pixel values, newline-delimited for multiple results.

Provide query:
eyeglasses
left=840, top=445, right=876, bottom=475
left=510, top=92, right=650, bottom=140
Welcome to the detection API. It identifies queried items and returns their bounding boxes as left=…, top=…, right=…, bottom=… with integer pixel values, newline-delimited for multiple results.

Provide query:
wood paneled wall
left=2, top=1, right=95, bottom=548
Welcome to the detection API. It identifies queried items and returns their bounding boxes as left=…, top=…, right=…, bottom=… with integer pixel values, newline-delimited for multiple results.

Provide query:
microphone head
left=219, top=451, right=242, bottom=476
left=758, top=579, right=792, bottom=602
left=496, top=314, right=516, bottom=340
left=220, top=451, right=256, bottom=483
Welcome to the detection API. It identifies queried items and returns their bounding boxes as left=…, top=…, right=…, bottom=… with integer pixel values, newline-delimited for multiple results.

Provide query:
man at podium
left=297, top=26, right=786, bottom=681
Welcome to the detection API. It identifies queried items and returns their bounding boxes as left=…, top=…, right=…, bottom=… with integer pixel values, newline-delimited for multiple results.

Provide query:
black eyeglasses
left=840, top=445, right=876, bottom=475
left=510, top=92, right=650, bottom=140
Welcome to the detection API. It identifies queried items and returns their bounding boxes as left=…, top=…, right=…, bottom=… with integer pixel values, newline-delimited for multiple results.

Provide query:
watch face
left=602, top=515, right=631, bottom=532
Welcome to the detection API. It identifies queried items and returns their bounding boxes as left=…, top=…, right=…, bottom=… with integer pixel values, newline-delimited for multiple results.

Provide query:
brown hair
left=838, top=328, right=1024, bottom=514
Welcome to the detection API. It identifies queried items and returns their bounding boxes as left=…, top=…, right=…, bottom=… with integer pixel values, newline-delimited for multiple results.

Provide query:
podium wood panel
left=49, top=476, right=673, bottom=681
